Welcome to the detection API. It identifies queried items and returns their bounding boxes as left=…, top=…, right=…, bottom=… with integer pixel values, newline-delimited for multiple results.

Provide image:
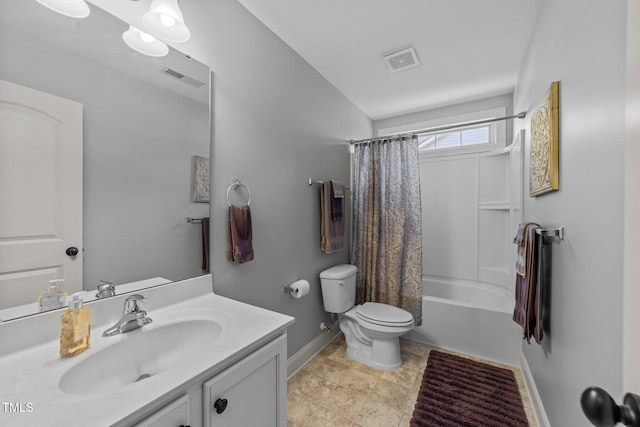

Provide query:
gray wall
left=177, top=0, right=372, bottom=357
left=71, top=0, right=370, bottom=358
left=513, top=0, right=626, bottom=424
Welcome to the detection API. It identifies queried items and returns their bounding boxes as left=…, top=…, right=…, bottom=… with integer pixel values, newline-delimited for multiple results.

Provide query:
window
left=418, top=124, right=492, bottom=152
left=376, top=106, right=507, bottom=157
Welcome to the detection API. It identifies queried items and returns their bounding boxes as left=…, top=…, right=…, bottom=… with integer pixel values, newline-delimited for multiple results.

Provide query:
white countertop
left=0, top=276, right=294, bottom=427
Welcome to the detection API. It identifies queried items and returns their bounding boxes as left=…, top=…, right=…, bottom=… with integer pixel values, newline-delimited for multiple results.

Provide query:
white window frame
left=377, top=107, right=507, bottom=158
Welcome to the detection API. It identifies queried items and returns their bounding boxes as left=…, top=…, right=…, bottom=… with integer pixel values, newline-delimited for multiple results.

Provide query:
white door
left=0, top=79, right=83, bottom=309
left=624, top=0, right=640, bottom=394
left=585, top=3, right=640, bottom=423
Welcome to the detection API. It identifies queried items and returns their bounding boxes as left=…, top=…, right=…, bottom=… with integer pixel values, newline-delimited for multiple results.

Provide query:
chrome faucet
left=96, top=280, right=116, bottom=299
left=102, top=294, right=152, bottom=337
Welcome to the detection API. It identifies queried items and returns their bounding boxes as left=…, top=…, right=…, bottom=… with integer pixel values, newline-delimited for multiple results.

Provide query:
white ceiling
left=237, top=0, right=543, bottom=120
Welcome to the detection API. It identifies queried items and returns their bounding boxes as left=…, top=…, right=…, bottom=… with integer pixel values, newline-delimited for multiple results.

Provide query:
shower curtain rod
left=349, top=111, right=527, bottom=145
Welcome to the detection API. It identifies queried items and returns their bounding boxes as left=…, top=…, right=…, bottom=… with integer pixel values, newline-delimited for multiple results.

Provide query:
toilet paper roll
left=289, top=279, right=310, bottom=299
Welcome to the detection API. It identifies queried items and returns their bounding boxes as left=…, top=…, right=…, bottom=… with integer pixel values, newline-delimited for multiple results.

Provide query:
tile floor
left=287, top=335, right=537, bottom=427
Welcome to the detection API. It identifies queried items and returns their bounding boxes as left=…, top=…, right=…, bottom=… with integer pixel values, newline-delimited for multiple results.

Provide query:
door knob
left=581, top=386, right=640, bottom=426
left=66, top=247, right=79, bottom=256
left=214, top=398, right=228, bottom=414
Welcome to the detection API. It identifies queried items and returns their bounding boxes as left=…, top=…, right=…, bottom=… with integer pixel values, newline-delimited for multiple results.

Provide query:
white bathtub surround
left=406, top=276, right=523, bottom=366
left=0, top=275, right=294, bottom=426
left=392, top=131, right=526, bottom=367
left=351, top=136, right=423, bottom=325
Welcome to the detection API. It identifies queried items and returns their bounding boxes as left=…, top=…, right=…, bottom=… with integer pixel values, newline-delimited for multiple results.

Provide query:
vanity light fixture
left=142, top=0, right=191, bottom=43
left=122, top=25, right=169, bottom=57
left=36, top=0, right=90, bottom=19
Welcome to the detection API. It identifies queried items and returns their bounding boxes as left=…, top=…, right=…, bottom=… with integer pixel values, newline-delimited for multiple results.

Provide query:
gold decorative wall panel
left=530, top=81, right=559, bottom=196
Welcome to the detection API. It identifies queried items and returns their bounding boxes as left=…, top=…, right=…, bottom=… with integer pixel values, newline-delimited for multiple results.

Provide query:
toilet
left=319, top=264, right=415, bottom=370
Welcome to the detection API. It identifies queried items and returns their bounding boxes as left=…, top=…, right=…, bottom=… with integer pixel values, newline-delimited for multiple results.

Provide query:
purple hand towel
left=320, top=182, right=344, bottom=253
left=512, top=223, right=543, bottom=343
left=227, top=206, right=254, bottom=263
left=202, top=217, right=210, bottom=272
left=330, top=180, right=345, bottom=221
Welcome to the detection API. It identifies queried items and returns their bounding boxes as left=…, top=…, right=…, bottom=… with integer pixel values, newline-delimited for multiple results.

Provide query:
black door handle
left=581, top=386, right=640, bottom=426
left=214, top=398, right=228, bottom=414
left=66, top=247, right=79, bottom=256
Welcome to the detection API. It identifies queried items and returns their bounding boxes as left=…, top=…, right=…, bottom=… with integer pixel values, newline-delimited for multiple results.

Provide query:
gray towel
left=513, top=223, right=528, bottom=245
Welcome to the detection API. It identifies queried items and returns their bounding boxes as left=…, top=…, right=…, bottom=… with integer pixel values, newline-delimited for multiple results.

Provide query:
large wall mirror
left=0, top=0, right=211, bottom=320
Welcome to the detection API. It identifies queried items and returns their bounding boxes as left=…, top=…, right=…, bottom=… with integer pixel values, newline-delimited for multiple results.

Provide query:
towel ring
left=226, top=179, right=251, bottom=207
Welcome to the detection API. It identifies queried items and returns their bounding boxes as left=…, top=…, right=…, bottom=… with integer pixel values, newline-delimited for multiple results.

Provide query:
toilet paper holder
left=284, top=279, right=310, bottom=298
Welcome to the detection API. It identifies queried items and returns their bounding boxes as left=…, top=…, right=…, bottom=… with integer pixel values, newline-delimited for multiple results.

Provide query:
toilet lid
left=356, top=302, right=414, bottom=327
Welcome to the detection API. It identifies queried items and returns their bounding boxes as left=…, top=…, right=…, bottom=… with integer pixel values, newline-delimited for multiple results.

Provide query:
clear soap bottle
left=38, top=279, right=67, bottom=312
left=60, top=293, right=91, bottom=358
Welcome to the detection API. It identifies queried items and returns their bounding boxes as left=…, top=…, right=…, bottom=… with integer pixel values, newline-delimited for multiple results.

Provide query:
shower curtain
left=351, top=135, right=423, bottom=326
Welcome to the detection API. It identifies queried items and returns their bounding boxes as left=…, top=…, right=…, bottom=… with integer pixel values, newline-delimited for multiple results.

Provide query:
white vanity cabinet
left=203, top=334, right=287, bottom=427
left=134, top=395, right=190, bottom=427
left=0, top=277, right=294, bottom=427
left=129, top=334, right=287, bottom=427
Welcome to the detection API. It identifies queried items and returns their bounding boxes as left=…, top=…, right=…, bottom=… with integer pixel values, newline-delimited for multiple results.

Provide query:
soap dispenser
left=60, top=293, right=91, bottom=358
left=38, top=279, right=67, bottom=312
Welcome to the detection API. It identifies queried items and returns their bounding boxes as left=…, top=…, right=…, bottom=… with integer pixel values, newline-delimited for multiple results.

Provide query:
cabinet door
left=134, top=394, right=190, bottom=427
left=203, top=335, right=287, bottom=427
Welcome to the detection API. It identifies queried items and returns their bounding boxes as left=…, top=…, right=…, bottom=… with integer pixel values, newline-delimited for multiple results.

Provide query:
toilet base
left=344, top=336, right=402, bottom=371
left=339, top=312, right=410, bottom=371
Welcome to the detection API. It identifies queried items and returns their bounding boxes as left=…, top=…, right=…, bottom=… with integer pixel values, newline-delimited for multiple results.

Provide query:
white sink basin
left=59, top=319, right=222, bottom=395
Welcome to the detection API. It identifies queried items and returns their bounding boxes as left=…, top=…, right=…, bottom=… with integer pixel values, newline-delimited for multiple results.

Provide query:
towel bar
left=536, top=226, right=564, bottom=240
left=186, top=216, right=206, bottom=223
left=308, top=178, right=350, bottom=190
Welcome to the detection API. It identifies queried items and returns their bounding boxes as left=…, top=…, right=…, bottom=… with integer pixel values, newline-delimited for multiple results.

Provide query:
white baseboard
left=287, top=328, right=341, bottom=380
left=520, top=352, right=550, bottom=427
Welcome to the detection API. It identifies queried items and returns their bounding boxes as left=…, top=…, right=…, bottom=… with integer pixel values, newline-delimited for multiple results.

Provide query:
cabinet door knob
left=214, top=398, right=228, bottom=414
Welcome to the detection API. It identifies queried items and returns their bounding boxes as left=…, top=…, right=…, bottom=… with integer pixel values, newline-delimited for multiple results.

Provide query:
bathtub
left=405, top=276, right=523, bottom=366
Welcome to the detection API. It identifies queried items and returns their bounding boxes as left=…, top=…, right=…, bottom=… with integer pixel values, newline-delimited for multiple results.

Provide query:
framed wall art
left=530, top=81, right=559, bottom=197
left=193, top=155, right=210, bottom=203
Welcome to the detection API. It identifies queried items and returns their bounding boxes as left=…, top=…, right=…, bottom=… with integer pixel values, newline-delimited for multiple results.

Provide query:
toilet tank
left=319, top=264, right=357, bottom=313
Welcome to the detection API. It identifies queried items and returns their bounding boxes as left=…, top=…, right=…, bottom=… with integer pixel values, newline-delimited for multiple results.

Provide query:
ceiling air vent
left=162, top=67, right=205, bottom=88
left=383, top=47, right=420, bottom=73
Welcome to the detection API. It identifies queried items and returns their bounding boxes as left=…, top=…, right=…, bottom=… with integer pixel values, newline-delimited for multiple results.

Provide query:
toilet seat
left=356, top=302, right=414, bottom=327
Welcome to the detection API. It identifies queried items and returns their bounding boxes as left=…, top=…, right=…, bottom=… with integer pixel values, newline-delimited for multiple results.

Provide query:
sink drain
left=135, top=373, right=152, bottom=382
